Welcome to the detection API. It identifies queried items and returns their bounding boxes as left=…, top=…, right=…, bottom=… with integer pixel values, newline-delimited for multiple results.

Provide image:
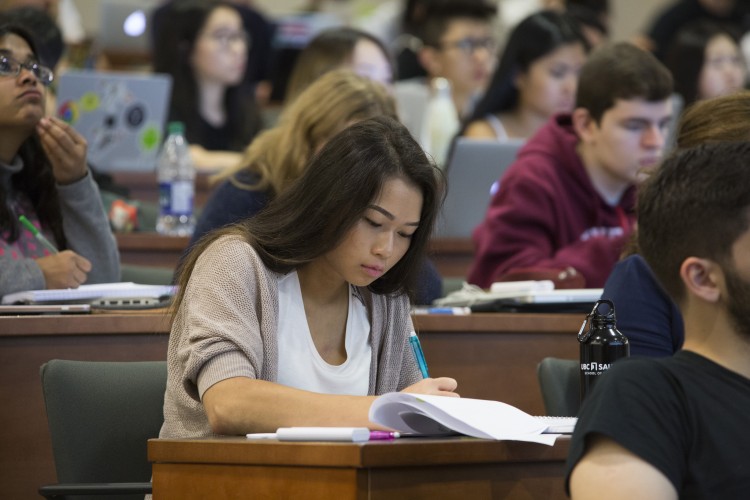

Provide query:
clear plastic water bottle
left=421, top=77, right=460, bottom=168
left=156, top=122, right=195, bottom=236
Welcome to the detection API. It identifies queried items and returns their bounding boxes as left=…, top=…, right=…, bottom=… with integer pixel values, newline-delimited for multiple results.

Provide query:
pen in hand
left=19, top=215, right=59, bottom=254
left=409, top=331, right=430, bottom=379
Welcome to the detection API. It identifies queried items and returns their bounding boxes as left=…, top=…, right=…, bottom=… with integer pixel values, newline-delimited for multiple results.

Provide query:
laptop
left=56, top=70, right=172, bottom=172
left=95, top=0, right=158, bottom=54
left=470, top=289, right=603, bottom=314
left=435, top=138, right=525, bottom=238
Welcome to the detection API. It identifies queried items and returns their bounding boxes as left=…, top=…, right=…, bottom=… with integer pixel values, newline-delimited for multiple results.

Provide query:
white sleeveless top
left=276, top=271, right=372, bottom=396
left=485, top=114, right=509, bottom=141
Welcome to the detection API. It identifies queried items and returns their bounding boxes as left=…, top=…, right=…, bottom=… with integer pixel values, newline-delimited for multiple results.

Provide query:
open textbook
left=1, top=282, right=176, bottom=305
left=369, top=393, right=576, bottom=446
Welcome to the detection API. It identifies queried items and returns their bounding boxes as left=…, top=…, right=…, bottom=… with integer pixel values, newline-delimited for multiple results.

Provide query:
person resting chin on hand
left=0, top=24, right=119, bottom=297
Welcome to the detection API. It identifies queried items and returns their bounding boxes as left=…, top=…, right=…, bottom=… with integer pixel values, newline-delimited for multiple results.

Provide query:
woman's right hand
left=402, top=377, right=459, bottom=397
left=36, top=250, right=92, bottom=289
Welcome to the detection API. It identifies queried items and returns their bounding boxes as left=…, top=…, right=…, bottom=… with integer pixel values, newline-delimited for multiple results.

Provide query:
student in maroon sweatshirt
left=468, top=42, right=674, bottom=289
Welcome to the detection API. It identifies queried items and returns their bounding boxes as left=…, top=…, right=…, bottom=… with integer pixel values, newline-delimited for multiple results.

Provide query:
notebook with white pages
left=369, top=393, right=576, bottom=445
left=1, top=282, right=175, bottom=305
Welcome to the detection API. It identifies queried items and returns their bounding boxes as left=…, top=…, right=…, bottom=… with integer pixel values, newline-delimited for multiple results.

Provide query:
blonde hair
left=213, top=70, right=398, bottom=195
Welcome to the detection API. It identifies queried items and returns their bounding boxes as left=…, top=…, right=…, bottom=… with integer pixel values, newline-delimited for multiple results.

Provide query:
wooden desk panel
left=116, top=232, right=189, bottom=268
left=0, top=312, right=580, bottom=499
left=428, top=237, right=474, bottom=278
left=0, top=313, right=170, bottom=500
left=114, top=234, right=474, bottom=275
left=110, top=171, right=215, bottom=208
left=414, top=314, right=580, bottom=412
left=150, top=437, right=571, bottom=499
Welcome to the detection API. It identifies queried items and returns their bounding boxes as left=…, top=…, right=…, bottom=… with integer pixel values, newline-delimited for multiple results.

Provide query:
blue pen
left=409, top=331, right=430, bottom=378
left=427, top=307, right=471, bottom=315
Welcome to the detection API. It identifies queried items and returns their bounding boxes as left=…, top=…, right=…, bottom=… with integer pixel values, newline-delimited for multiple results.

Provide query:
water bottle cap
left=577, top=299, right=617, bottom=342
left=167, top=121, right=185, bottom=135
left=433, top=77, right=451, bottom=92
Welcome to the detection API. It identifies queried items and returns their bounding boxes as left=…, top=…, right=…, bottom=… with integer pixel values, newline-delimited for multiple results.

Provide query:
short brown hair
left=639, top=142, right=750, bottom=303
left=576, top=42, right=673, bottom=123
left=419, top=0, right=496, bottom=47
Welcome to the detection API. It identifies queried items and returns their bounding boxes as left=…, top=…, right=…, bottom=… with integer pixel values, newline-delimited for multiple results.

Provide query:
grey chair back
left=537, top=357, right=580, bottom=417
left=39, top=360, right=167, bottom=499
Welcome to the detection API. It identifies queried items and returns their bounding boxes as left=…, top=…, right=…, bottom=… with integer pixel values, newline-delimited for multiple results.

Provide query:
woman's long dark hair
left=173, top=116, right=445, bottom=310
left=151, top=0, right=261, bottom=151
left=462, top=10, right=588, bottom=130
left=0, top=24, right=65, bottom=248
left=664, top=19, right=741, bottom=107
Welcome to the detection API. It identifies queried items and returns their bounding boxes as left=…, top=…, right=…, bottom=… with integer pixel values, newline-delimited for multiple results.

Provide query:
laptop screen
left=95, top=0, right=159, bottom=54
left=56, top=69, right=172, bottom=172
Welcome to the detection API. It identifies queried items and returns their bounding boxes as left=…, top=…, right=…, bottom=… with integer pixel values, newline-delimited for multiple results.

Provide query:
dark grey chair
left=39, top=360, right=167, bottom=499
left=537, top=357, right=580, bottom=417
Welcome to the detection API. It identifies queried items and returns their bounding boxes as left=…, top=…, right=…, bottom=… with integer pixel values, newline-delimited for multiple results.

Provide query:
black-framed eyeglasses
left=438, top=37, right=496, bottom=56
left=0, top=55, right=54, bottom=86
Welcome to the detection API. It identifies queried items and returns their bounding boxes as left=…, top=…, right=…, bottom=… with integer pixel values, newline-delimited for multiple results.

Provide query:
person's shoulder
left=201, top=233, right=256, bottom=263
left=614, top=254, right=653, bottom=277
left=463, top=119, right=497, bottom=140
left=605, top=355, right=678, bottom=386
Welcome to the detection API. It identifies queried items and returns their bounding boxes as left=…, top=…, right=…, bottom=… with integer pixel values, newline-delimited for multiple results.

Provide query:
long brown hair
left=173, top=116, right=445, bottom=313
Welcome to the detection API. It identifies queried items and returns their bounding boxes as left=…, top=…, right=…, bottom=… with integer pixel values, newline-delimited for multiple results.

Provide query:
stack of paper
left=369, top=393, right=576, bottom=445
left=1, top=282, right=176, bottom=305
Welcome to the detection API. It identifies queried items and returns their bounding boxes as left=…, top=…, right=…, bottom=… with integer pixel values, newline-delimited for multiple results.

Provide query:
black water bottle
left=578, top=299, right=629, bottom=402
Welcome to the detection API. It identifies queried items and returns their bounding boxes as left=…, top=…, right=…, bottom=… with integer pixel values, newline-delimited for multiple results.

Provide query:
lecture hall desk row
left=149, top=435, right=571, bottom=499
left=0, top=311, right=581, bottom=499
left=117, top=232, right=475, bottom=278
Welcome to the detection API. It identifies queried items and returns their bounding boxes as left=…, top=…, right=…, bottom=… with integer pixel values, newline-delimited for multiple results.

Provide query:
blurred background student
left=633, top=0, right=750, bottom=61
left=152, top=0, right=275, bottom=105
left=664, top=19, right=746, bottom=108
left=461, top=10, right=589, bottom=141
left=152, top=0, right=263, bottom=172
left=284, top=27, right=393, bottom=106
left=0, top=23, right=119, bottom=296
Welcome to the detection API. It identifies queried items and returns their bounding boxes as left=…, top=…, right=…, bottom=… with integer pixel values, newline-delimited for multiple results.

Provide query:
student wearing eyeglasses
left=0, top=23, right=119, bottom=298
left=152, top=0, right=263, bottom=172
left=415, top=0, right=497, bottom=120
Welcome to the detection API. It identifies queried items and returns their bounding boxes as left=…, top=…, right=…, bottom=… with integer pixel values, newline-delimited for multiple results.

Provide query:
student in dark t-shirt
left=567, top=141, right=750, bottom=499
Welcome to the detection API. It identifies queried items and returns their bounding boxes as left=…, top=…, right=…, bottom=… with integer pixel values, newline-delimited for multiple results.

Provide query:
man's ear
left=418, top=46, right=443, bottom=78
left=572, top=108, right=595, bottom=142
left=680, top=257, right=722, bottom=303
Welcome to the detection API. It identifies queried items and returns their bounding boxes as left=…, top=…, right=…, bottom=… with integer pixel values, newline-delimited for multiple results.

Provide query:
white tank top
left=485, top=113, right=510, bottom=140
left=276, top=271, right=371, bottom=396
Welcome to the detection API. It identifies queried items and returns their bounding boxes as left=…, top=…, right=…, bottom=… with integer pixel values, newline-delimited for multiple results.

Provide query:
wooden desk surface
left=150, top=436, right=571, bottom=499
left=0, top=312, right=580, bottom=499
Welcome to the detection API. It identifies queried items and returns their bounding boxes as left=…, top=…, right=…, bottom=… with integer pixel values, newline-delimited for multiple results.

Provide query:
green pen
left=18, top=215, right=59, bottom=254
